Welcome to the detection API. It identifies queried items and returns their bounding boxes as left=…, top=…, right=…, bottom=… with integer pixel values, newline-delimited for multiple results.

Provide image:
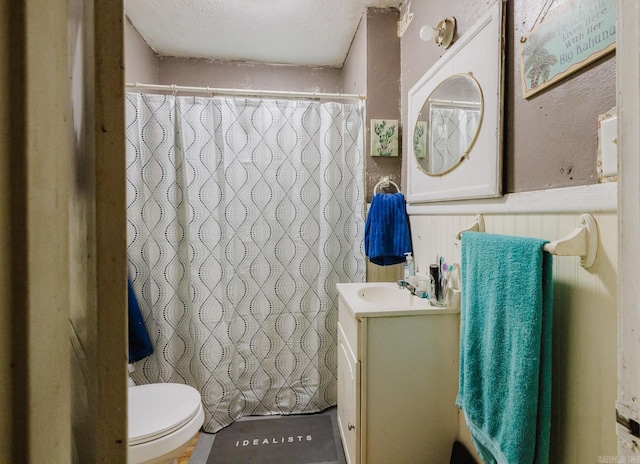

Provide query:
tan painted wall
left=124, top=25, right=344, bottom=94
left=340, top=9, right=404, bottom=281
left=365, top=8, right=402, bottom=203
left=125, top=18, right=158, bottom=84
left=157, top=56, right=343, bottom=93
left=400, top=0, right=615, bottom=194
left=341, top=13, right=368, bottom=98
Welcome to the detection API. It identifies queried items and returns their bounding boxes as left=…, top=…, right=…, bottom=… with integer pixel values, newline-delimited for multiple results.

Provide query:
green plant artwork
left=522, top=32, right=558, bottom=90
left=371, top=119, right=398, bottom=157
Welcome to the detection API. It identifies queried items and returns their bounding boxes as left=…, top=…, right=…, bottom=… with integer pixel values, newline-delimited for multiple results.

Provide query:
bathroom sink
left=337, top=282, right=460, bottom=317
left=357, top=284, right=409, bottom=305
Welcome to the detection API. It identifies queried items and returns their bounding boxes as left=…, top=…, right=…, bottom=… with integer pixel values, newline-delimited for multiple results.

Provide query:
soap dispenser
left=404, top=252, right=415, bottom=281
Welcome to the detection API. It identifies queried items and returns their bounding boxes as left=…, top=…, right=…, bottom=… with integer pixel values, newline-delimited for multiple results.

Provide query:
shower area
left=125, top=91, right=366, bottom=432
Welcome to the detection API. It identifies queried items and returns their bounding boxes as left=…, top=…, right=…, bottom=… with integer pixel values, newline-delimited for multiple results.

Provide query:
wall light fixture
left=419, top=17, right=456, bottom=49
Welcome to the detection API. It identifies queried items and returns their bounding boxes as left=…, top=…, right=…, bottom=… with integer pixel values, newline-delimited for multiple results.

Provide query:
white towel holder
left=455, top=213, right=599, bottom=269
left=455, top=214, right=485, bottom=239
left=543, top=213, right=598, bottom=269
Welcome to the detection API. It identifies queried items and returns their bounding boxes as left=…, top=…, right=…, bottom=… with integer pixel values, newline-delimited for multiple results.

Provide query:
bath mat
left=206, top=414, right=339, bottom=464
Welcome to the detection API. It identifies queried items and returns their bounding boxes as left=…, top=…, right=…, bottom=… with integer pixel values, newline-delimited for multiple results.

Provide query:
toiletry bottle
left=408, top=253, right=415, bottom=278
left=404, top=252, right=415, bottom=281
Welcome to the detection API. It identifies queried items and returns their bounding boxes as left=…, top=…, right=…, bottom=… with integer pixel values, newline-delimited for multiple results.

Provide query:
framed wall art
left=370, top=119, right=399, bottom=157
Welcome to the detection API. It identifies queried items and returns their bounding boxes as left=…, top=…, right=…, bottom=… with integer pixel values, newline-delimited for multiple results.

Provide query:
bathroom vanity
left=336, top=282, right=460, bottom=464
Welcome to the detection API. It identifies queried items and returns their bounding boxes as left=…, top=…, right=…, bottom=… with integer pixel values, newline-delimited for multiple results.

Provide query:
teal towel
left=457, top=232, right=553, bottom=464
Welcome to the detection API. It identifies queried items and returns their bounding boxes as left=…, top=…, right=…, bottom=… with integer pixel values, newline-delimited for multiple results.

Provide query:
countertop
left=336, top=282, right=460, bottom=319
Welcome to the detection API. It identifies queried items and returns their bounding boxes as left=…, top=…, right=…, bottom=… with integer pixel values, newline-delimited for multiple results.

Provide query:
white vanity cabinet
left=336, top=283, right=460, bottom=464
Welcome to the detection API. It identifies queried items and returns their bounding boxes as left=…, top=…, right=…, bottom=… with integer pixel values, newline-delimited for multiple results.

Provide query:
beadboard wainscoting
left=407, top=184, right=618, bottom=463
left=366, top=261, right=403, bottom=283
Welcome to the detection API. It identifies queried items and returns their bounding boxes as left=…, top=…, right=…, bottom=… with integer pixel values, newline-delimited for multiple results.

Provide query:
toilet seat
left=129, top=383, right=203, bottom=445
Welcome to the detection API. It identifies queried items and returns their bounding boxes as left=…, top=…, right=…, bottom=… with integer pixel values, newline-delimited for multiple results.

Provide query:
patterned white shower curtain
left=125, top=92, right=365, bottom=432
left=429, top=105, right=481, bottom=173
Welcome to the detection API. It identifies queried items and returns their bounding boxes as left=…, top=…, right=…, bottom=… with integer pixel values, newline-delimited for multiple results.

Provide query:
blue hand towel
left=457, top=232, right=553, bottom=464
left=128, top=278, right=153, bottom=363
left=364, top=192, right=412, bottom=266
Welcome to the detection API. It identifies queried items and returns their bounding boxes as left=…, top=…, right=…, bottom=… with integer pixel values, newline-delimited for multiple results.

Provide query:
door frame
left=616, top=0, right=640, bottom=456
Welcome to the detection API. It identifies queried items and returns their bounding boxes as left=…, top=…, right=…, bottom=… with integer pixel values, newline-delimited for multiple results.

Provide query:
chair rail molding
left=406, top=182, right=616, bottom=216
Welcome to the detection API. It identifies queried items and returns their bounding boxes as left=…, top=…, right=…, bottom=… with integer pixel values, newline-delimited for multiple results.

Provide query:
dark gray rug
left=207, top=414, right=339, bottom=464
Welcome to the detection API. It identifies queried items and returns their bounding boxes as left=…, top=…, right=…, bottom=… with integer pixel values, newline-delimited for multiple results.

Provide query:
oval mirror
left=413, top=73, right=483, bottom=176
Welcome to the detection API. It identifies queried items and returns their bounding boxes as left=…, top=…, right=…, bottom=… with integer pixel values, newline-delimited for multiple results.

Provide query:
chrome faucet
left=397, top=278, right=429, bottom=298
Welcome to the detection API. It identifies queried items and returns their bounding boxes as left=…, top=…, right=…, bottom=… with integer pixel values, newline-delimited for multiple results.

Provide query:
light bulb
left=419, top=25, right=438, bottom=42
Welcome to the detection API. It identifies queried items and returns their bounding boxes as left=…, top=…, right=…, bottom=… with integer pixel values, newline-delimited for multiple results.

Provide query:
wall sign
left=520, top=0, right=616, bottom=99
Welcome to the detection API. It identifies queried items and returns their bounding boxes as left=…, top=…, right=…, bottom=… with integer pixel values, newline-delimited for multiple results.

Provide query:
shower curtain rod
left=125, top=82, right=366, bottom=101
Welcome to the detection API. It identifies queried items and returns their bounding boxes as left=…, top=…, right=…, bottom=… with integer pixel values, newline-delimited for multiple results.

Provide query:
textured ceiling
left=125, top=0, right=402, bottom=68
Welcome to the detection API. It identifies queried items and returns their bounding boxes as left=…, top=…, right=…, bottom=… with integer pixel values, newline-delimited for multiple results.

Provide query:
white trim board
left=406, top=182, right=617, bottom=215
left=616, top=0, right=640, bottom=455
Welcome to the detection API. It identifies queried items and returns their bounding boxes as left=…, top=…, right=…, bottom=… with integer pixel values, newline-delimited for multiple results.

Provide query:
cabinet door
left=337, top=321, right=359, bottom=464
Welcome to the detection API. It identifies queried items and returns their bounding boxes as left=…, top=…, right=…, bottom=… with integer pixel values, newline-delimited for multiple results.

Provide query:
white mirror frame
left=407, top=0, right=505, bottom=203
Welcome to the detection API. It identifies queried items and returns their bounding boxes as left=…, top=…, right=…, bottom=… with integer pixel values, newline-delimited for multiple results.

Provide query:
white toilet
left=128, top=383, right=205, bottom=464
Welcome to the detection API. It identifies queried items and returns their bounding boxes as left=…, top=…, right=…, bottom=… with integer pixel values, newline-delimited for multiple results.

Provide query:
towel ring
left=374, top=176, right=400, bottom=195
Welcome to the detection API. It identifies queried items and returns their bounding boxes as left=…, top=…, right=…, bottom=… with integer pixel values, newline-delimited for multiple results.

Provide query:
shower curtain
left=125, top=92, right=365, bottom=432
left=429, top=105, right=481, bottom=173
